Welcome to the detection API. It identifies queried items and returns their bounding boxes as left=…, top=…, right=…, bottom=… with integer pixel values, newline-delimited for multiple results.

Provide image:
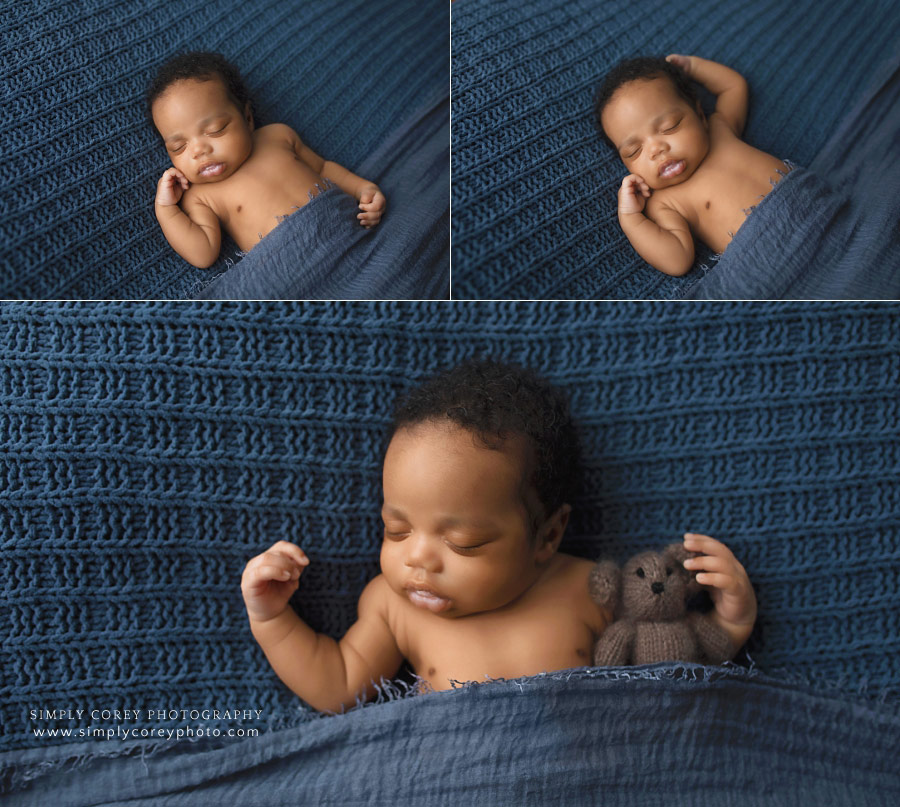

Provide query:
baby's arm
left=154, top=168, right=221, bottom=268
left=617, top=175, right=694, bottom=275
left=275, top=124, right=386, bottom=228
left=666, top=54, right=749, bottom=136
left=241, top=540, right=403, bottom=713
left=682, top=533, right=757, bottom=653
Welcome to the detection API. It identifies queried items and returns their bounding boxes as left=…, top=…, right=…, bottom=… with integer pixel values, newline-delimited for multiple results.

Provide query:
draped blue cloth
left=4, top=666, right=900, bottom=805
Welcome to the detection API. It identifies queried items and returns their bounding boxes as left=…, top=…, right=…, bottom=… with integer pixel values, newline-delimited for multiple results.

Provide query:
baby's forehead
left=610, top=76, right=683, bottom=111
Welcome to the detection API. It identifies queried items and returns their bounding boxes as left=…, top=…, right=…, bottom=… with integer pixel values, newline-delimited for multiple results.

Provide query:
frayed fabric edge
left=5, top=656, right=897, bottom=794
left=674, top=158, right=800, bottom=298
left=186, top=178, right=339, bottom=298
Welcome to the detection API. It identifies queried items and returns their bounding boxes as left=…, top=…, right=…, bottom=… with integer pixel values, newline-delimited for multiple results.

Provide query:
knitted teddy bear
left=589, top=542, right=734, bottom=666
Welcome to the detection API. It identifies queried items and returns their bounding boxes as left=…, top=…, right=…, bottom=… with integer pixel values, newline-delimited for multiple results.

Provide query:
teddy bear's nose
left=651, top=582, right=665, bottom=594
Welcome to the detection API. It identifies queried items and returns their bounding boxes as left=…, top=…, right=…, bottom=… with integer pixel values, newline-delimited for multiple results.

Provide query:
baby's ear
left=534, top=503, right=571, bottom=562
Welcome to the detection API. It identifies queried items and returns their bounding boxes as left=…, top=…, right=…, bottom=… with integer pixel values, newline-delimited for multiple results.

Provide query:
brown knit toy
left=589, top=543, right=734, bottom=666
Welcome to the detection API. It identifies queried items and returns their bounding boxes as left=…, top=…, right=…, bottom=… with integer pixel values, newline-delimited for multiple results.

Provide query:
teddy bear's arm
left=592, top=619, right=635, bottom=666
left=687, top=611, right=734, bottom=664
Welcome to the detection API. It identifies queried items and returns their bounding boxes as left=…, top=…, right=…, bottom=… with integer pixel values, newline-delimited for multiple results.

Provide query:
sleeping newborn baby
left=147, top=51, right=386, bottom=268
left=595, top=54, right=791, bottom=276
left=241, top=360, right=757, bottom=712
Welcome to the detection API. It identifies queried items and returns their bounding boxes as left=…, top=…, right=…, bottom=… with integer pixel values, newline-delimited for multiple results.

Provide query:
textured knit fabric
left=5, top=666, right=900, bottom=806
left=451, top=0, right=900, bottom=299
left=1, top=302, right=899, bottom=798
left=193, top=93, right=450, bottom=300
left=0, top=0, right=448, bottom=299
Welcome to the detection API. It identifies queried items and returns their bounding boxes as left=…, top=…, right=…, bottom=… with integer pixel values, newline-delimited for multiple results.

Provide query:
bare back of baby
left=375, top=553, right=608, bottom=691
left=183, top=125, right=326, bottom=252
left=651, top=114, right=792, bottom=254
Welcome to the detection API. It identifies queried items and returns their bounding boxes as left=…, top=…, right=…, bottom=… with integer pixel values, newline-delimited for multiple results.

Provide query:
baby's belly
left=227, top=172, right=331, bottom=252
left=692, top=158, right=792, bottom=254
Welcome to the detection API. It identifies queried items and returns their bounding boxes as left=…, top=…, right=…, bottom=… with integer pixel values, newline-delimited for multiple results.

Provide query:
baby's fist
left=241, top=540, right=310, bottom=623
left=665, top=54, right=692, bottom=75
left=618, top=174, right=650, bottom=216
left=155, top=167, right=189, bottom=207
left=357, top=186, right=386, bottom=229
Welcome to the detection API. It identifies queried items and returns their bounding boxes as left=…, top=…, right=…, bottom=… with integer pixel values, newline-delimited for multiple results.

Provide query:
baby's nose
left=651, top=581, right=665, bottom=595
left=404, top=534, right=441, bottom=572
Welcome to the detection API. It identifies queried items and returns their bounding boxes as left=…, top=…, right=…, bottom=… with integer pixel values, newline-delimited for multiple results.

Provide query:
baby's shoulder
left=548, top=553, right=612, bottom=630
left=254, top=122, right=300, bottom=145
left=707, top=111, right=744, bottom=144
left=358, top=573, right=393, bottom=613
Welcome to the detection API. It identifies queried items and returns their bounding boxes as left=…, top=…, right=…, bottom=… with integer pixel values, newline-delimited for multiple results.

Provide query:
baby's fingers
left=246, top=543, right=308, bottom=581
left=267, top=540, right=309, bottom=567
left=693, top=571, right=736, bottom=590
left=666, top=54, right=692, bottom=73
left=684, top=533, right=734, bottom=559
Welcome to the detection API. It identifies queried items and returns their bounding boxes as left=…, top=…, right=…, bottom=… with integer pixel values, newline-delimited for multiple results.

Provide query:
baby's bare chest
left=396, top=598, right=597, bottom=690
left=664, top=141, right=789, bottom=253
left=201, top=144, right=324, bottom=247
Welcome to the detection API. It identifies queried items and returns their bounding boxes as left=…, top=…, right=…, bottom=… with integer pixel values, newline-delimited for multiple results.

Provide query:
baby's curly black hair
left=390, top=358, right=581, bottom=522
left=593, top=56, right=701, bottom=152
left=145, top=51, right=254, bottom=129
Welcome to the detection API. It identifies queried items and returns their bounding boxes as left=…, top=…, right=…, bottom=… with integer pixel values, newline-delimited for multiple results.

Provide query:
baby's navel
left=427, top=666, right=436, bottom=676
left=237, top=205, right=242, bottom=212
left=705, top=201, right=710, bottom=209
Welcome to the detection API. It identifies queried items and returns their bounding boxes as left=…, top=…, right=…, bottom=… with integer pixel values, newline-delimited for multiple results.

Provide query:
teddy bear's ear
left=588, top=559, right=620, bottom=609
left=663, top=542, right=703, bottom=593
left=663, top=542, right=692, bottom=569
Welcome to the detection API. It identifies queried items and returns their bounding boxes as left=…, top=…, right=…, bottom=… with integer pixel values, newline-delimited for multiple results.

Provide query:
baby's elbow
left=190, top=258, right=216, bottom=270
left=656, top=255, right=694, bottom=277
left=188, top=246, right=221, bottom=270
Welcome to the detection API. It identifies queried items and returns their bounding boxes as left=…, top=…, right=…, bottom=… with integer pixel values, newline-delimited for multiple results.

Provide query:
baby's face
left=380, top=420, right=552, bottom=619
left=601, top=76, right=709, bottom=190
left=151, top=78, right=254, bottom=184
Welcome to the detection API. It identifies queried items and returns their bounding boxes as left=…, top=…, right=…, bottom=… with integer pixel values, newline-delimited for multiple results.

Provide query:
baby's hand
left=665, top=53, right=693, bottom=76
left=357, top=185, right=386, bottom=228
left=241, top=540, right=310, bottom=623
left=682, top=533, right=757, bottom=629
left=618, top=174, right=650, bottom=216
left=155, top=167, right=190, bottom=207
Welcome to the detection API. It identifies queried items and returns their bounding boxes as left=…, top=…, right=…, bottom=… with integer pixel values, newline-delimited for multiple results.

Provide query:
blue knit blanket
left=193, top=92, right=449, bottom=300
left=6, top=666, right=900, bottom=805
left=2, top=302, right=899, bottom=801
left=0, top=0, right=448, bottom=299
left=451, top=0, right=900, bottom=299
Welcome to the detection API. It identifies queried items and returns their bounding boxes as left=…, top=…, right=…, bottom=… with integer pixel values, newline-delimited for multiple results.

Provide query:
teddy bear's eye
left=635, top=567, right=645, bottom=578
left=665, top=567, right=673, bottom=576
